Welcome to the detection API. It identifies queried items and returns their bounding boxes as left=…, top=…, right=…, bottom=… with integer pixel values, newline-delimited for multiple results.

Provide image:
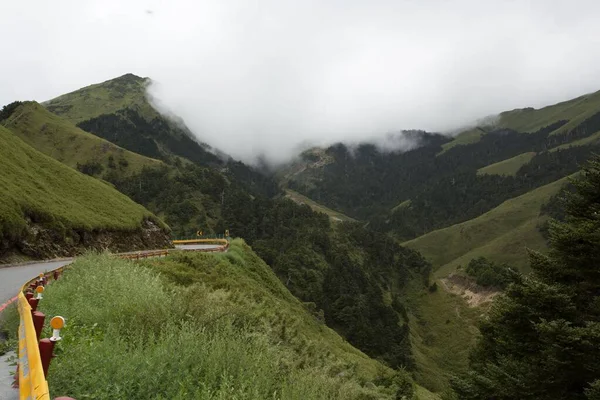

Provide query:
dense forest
left=77, top=107, right=222, bottom=166
left=219, top=191, right=432, bottom=368
left=451, top=156, right=600, bottom=400
left=289, top=114, right=600, bottom=239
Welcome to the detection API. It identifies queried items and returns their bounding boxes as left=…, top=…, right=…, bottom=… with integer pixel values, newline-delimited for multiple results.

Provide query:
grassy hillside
left=437, top=128, right=484, bottom=155
left=477, top=151, right=536, bottom=176
left=0, top=125, right=164, bottom=252
left=405, top=279, right=480, bottom=393
left=1, top=101, right=162, bottom=178
left=37, top=243, right=437, bottom=399
left=497, top=89, right=600, bottom=135
left=44, top=73, right=221, bottom=166
left=403, top=176, right=569, bottom=277
left=285, top=189, right=356, bottom=222
left=43, top=73, right=155, bottom=124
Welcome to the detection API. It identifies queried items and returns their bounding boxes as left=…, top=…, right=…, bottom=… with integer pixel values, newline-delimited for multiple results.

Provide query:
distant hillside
left=404, top=176, right=569, bottom=277
left=1, top=101, right=163, bottom=179
left=44, top=73, right=221, bottom=166
left=285, top=90, right=600, bottom=242
left=442, top=89, right=600, bottom=151
left=0, top=125, right=170, bottom=261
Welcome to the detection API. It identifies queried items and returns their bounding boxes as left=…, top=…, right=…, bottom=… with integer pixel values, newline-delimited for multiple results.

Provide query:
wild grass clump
left=39, top=247, right=414, bottom=399
left=0, top=302, right=19, bottom=355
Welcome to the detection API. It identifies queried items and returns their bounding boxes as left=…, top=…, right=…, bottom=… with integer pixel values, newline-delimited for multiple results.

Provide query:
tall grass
left=39, top=247, right=414, bottom=399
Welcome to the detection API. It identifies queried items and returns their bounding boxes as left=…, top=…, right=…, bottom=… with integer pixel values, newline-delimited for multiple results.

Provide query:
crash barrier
left=172, top=238, right=229, bottom=252
left=13, top=241, right=229, bottom=399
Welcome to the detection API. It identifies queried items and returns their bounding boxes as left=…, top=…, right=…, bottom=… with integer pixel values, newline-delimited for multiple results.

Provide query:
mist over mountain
left=4, top=0, right=600, bottom=163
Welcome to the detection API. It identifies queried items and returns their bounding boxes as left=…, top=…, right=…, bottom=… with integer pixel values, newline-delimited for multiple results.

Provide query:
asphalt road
left=0, top=260, right=73, bottom=306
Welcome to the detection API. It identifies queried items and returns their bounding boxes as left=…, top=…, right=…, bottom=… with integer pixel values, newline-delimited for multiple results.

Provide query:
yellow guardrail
left=17, top=271, right=59, bottom=400
left=172, top=239, right=229, bottom=245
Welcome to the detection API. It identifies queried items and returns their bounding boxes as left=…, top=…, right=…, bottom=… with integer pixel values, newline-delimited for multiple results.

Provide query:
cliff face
left=0, top=218, right=172, bottom=263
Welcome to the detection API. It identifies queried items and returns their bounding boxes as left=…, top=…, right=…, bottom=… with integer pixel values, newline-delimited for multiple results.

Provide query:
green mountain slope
left=285, top=189, right=356, bottom=222
left=0, top=125, right=169, bottom=261
left=44, top=73, right=156, bottom=123
left=1, top=101, right=163, bottom=178
left=497, top=89, right=600, bottom=135
left=476, top=151, right=537, bottom=176
left=44, top=73, right=222, bottom=166
left=403, top=176, right=569, bottom=277
left=38, top=242, right=437, bottom=399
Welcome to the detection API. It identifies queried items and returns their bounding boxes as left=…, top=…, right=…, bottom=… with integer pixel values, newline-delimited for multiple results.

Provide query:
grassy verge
left=0, top=303, right=19, bottom=355
left=38, top=241, right=420, bottom=399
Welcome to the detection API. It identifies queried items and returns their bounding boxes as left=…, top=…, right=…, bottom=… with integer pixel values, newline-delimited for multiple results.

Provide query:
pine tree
left=451, top=156, right=600, bottom=400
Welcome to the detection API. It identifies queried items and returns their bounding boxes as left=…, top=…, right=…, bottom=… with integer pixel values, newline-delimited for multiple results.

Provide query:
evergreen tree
left=451, top=156, right=600, bottom=400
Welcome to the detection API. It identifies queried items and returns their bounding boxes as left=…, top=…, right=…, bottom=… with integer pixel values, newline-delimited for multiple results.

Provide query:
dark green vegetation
left=287, top=107, right=600, bottom=241
left=39, top=244, right=425, bottom=399
left=463, top=257, right=517, bottom=289
left=0, top=124, right=168, bottom=260
left=452, top=156, right=600, bottom=400
left=219, top=193, right=431, bottom=369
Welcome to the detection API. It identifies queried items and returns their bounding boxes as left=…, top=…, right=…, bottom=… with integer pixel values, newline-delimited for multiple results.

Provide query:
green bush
left=464, top=257, right=517, bottom=289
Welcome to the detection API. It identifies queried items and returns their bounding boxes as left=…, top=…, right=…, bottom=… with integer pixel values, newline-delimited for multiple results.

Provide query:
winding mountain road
left=0, top=260, right=73, bottom=307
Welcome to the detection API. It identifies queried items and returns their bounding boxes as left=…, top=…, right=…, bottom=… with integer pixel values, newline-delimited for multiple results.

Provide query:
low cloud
left=3, top=0, right=600, bottom=163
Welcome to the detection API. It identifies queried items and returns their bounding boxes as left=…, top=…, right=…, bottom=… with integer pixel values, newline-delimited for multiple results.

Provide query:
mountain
left=278, top=89, right=600, bottom=392
left=11, top=73, right=600, bottom=397
left=404, top=175, right=570, bottom=276
left=7, top=75, right=431, bottom=381
left=284, top=89, right=600, bottom=248
left=44, top=73, right=222, bottom=166
left=0, top=101, right=163, bottom=179
left=0, top=124, right=170, bottom=261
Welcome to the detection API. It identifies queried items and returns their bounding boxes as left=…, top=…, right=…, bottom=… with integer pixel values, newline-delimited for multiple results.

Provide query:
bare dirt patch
left=440, top=275, right=500, bottom=307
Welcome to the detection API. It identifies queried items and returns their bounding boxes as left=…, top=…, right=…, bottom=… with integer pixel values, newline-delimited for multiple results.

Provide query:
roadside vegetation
left=39, top=241, right=421, bottom=400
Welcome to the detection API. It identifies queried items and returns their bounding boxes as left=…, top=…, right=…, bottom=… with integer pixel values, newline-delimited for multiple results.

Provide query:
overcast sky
left=2, top=0, right=600, bottom=163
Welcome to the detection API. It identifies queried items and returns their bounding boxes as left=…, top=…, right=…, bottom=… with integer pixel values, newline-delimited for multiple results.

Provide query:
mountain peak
left=44, top=73, right=152, bottom=123
left=114, top=73, right=146, bottom=82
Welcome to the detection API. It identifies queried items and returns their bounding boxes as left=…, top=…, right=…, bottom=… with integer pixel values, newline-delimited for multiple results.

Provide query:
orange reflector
left=50, top=316, right=65, bottom=330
